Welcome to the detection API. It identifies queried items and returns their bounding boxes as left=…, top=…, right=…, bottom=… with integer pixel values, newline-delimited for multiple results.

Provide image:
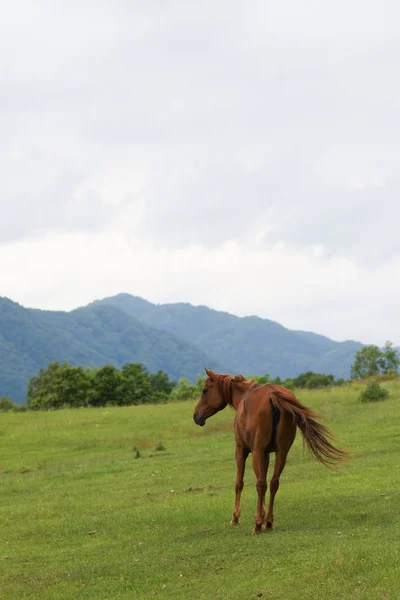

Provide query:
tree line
left=250, top=372, right=345, bottom=390
left=2, top=362, right=346, bottom=411
left=25, top=362, right=177, bottom=410
left=0, top=342, right=398, bottom=411
left=21, top=361, right=212, bottom=410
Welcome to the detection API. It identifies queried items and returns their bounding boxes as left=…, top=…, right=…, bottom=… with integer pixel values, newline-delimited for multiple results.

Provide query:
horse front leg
left=230, top=445, right=249, bottom=525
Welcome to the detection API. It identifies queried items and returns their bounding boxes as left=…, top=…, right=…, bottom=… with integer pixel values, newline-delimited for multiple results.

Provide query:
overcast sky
left=1, top=1, right=400, bottom=345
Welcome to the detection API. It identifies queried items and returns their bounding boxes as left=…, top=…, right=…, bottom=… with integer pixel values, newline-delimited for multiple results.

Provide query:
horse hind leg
left=251, top=449, right=270, bottom=535
left=265, top=449, right=287, bottom=530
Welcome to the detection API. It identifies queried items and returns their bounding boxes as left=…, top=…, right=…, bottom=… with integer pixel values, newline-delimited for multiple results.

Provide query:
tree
left=195, top=375, right=206, bottom=394
left=27, top=361, right=91, bottom=409
left=351, top=342, right=399, bottom=380
left=118, top=363, right=153, bottom=405
left=89, top=365, right=122, bottom=406
left=351, top=345, right=381, bottom=380
left=285, top=371, right=338, bottom=389
left=27, top=361, right=64, bottom=409
left=251, top=374, right=271, bottom=385
left=292, top=371, right=315, bottom=388
left=26, top=360, right=180, bottom=409
left=282, top=379, right=295, bottom=390
left=380, top=341, right=400, bottom=374
left=170, top=378, right=198, bottom=401
left=305, top=373, right=335, bottom=389
left=149, top=370, right=176, bottom=401
left=0, top=396, right=14, bottom=411
left=53, top=365, right=91, bottom=408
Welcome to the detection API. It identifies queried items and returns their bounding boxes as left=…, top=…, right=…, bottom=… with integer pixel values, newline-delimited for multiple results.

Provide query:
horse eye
left=202, top=388, right=208, bottom=394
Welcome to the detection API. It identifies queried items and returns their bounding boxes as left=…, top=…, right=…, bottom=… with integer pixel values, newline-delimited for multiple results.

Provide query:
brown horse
left=193, top=369, right=348, bottom=534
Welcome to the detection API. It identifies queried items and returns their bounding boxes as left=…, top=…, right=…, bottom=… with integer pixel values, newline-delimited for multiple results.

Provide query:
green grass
left=1, top=382, right=399, bottom=599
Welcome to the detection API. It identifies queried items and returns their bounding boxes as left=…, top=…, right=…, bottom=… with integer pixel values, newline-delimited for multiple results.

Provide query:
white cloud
left=1, top=1, right=400, bottom=345
left=1, top=229, right=399, bottom=345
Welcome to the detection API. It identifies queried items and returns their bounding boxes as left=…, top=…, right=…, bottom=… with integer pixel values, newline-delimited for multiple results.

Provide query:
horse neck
left=230, top=380, right=252, bottom=411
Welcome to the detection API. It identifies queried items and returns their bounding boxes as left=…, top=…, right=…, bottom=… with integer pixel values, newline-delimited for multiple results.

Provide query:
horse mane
left=212, top=373, right=250, bottom=405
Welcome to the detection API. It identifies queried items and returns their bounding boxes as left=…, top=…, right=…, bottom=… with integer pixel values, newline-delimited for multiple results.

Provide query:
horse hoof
left=266, top=521, right=273, bottom=530
left=230, top=519, right=239, bottom=525
left=252, top=527, right=262, bottom=535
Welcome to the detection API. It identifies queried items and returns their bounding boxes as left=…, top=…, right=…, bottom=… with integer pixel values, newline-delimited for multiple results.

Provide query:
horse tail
left=269, top=385, right=348, bottom=468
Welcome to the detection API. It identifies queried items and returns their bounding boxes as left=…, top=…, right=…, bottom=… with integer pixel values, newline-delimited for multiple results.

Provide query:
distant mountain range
left=0, top=298, right=226, bottom=403
left=92, top=293, right=363, bottom=378
left=0, top=293, right=363, bottom=403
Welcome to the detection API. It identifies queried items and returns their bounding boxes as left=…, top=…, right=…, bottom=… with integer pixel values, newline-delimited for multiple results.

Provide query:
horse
left=193, top=368, right=348, bottom=534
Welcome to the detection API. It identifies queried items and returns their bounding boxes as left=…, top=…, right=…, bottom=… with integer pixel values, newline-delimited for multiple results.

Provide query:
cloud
left=1, top=228, right=399, bottom=346
left=1, top=1, right=400, bottom=343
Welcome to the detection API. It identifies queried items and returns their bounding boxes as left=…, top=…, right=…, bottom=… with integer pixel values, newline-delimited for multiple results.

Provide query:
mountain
left=0, top=292, right=365, bottom=404
left=0, top=298, right=227, bottom=403
left=92, top=294, right=363, bottom=380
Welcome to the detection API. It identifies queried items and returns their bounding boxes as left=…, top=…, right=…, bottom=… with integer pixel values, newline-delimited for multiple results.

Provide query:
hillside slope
left=92, top=294, right=363, bottom=379
left=0, top=298, right=226, bottom=403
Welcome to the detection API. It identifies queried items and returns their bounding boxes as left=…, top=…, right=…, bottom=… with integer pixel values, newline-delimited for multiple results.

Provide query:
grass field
left=1, top=381, right=399, bottom=600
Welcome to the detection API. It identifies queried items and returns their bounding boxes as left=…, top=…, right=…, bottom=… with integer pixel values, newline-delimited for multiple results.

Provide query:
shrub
left=292, top=371, right=335, bottom=389
left=250, top=374, right=271, bottom=385
left=359, top=380, right=389, bottom=403
left=282, top=379, right=295, bottom=391
left=132, top=445, right=141, bottom=459
left=12, top=405, right=27, bottom=412
left=0, top=396, right=14, bottom=411
left=170, top=378, right=198, bottom=401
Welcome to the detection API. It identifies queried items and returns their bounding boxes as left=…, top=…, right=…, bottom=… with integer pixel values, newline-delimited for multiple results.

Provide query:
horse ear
left=205, top=368, right=215, bottom=379
left=232, top=374, right=245, bottom=382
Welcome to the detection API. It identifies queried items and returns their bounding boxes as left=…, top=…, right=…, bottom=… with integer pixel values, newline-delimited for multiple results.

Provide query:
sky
left=1, top=0, right=400, bottom=345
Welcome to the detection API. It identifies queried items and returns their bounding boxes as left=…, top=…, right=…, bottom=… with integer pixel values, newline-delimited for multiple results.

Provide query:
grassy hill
left=0, top=298, right=226, bottom=403
left=1, top=381, right=399, bottom=599
left=93, top=293, right=363, bottom=379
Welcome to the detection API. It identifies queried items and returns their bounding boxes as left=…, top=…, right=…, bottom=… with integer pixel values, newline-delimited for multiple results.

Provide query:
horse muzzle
left=193, top=413, right=206, bottom=427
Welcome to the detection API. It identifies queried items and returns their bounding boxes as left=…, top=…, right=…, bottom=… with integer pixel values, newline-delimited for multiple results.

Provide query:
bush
left=250, top=374, right=271, bottom=385
left=292, top=371, right=335, bottom=389
left=170, top=378, right=198, bottom=401
left=282, top=379, right=295, bottom=391
left=12, top=405, right=27, bottom=412
left=0, top=396, right=14, bottom=411
left=359, top=380, right=389, bottom=403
